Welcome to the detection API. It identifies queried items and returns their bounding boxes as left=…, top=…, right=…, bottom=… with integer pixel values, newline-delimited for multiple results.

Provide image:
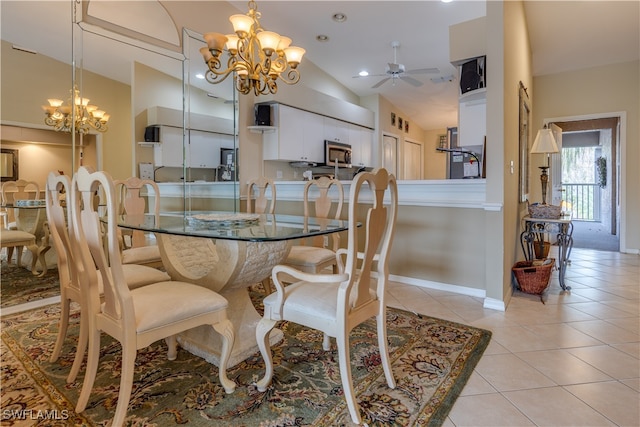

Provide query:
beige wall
left=533, top=60, right=640, bottom=252
left=376, top=95, right=427, bottom=179
left=0, top=142, right=70, bottom=191
left=272, top=197, right=487, bottom=291
left=423, top=128, right=448, bottom=179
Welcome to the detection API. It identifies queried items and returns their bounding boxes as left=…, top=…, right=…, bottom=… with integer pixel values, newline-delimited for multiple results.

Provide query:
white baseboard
left=388, top=274, right=507, bottom=312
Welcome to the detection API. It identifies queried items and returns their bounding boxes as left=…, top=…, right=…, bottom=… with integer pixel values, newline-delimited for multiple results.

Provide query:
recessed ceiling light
left=332, top=12, right=347, bottom=23
left=441, top=0, right=453, bottom=3
left=316, top=34, right=329, bottom=42
left=359, top=71, right=369, bottom=77
left=195, top=73, right=205, bottom=79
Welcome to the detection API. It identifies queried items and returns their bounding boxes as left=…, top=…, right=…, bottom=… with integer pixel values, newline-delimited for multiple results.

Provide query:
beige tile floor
left=386, top=247, right=639, bottom=427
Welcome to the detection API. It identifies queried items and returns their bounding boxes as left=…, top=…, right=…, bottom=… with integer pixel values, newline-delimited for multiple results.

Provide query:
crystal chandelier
left=200, top=1, right=305, bottom=96
left=42, top=86, right=110, bottom=134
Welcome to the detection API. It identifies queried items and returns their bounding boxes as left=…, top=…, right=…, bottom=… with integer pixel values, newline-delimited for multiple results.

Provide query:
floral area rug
left=1, top=259, right=60, bottom=308
left=1, top=292, right=491, bottom=426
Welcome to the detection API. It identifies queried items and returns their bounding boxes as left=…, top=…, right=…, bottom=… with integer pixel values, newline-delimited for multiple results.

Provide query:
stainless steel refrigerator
left=218, top=148, right=238, bottom=181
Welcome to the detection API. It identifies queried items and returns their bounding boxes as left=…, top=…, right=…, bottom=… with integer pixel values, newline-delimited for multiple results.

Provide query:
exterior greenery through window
left=562, top=147, right=603, bottom=220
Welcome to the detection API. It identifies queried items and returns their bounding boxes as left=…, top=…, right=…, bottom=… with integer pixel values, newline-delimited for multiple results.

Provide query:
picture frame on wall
left=398, top=117, right=403, bottom=130
left=405, top=121, right=409, bottom=133
left=391, top=112, right=396, bottom=126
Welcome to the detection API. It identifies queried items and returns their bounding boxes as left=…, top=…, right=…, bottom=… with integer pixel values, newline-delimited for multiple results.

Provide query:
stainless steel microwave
left=325, top=141, right=352, bottom=168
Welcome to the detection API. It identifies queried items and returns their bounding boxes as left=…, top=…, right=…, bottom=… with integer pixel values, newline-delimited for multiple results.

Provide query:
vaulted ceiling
left=2, top=1, right=638, bottom=131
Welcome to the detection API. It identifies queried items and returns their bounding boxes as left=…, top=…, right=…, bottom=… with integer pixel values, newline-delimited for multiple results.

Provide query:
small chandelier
left=200, top=0, right=306, bottom=96
left=42, top=86, right=110, bottom=134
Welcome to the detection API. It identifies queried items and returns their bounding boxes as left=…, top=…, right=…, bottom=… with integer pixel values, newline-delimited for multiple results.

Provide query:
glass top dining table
left=116, top=211, right=351, bottom=368
left=116, top=211, right=349, bottom=242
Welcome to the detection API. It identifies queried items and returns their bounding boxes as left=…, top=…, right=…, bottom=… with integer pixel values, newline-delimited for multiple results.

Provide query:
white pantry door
left=382, top=135, right=398, bottom=177
left=403, top=140, right=423, bottom=179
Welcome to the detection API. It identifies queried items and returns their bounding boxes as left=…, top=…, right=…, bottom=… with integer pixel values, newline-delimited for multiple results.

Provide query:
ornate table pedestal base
left=15, top=207, right=51, bottom=277
left=176, top=287, right=283, bottom=367
left=156, top=235, right=292, bottom=367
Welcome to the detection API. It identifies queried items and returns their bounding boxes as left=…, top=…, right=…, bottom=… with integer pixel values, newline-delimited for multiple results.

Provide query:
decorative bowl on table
left=15, top=199, right=46, bottom=207
left=187, top=213, right=260, bottom=229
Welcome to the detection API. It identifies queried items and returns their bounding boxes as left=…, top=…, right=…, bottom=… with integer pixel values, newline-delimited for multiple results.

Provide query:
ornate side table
left=520, top=215, right=573, bottom=291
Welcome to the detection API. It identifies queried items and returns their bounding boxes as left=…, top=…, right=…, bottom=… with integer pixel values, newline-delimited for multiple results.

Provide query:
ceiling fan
left=355, top=41, right=439, bottom=89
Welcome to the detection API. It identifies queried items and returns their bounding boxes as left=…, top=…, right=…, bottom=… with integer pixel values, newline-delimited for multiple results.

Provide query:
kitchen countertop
left=152, top=179, right=497, bottom=210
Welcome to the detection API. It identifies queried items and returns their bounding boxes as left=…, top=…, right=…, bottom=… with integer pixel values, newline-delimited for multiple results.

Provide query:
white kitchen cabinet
left=323, top=117, right=350, bottom=144
left=349, top=125, right=373, bottom=167
left=458, top=88, right=486, bottom=147
left=153, top=126, right=184, bottom=167
left=263, top=104, right=324, bottom=163
left=189, top=130, right=219, bottom=168
left=154, top=126, right=234, bottom=169
left=303, top=111, right=325, bottom=163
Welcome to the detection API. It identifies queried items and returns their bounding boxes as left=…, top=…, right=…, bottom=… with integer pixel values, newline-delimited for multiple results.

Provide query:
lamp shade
left=284, top=46, right=305, bottom=65
left=531, top=128, right=559, bottom=154
left=229, top=14, right=254, bottom=36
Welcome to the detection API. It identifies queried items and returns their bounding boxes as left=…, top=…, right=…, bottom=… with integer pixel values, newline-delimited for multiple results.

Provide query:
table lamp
left=530, top=126, right=559, bottom=205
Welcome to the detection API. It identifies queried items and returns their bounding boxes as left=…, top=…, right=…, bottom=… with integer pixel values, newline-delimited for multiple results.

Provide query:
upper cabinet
left=263, top=103, right=373, bottom=167
left=458, top=89, right=486, bottom=147
left=323, top=117, right=350, bottom=144
left=263, top=104, right=324, bottom=164
left=189, top=131, right=235, bottom=169
left=349, top=125, right=373, bottom=168
left=152, top=126, right=234, bottom=168
left=153, top=126, right=183, bottom=167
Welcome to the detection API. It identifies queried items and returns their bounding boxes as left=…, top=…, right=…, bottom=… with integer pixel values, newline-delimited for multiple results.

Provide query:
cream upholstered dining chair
left=45, top=172, right=171, bottom=383
left=246, top=176, right=276, bottom=214
left=0, top=228, right=37, bottom=267
left=70, top=166, right=235, bottom=426
left=1, top=179, right=41, bottom=265
left=283, top=176, right=344, bottom=275
left=255, top=168, right=398, bottom=425
left=113, top=176, right=163, bottom=269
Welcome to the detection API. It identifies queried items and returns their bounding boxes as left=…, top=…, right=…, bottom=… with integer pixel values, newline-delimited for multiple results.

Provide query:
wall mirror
left=518, top=82, right=530, bottom=202
left=182, top=28, right=239, bottom=213
left=74, top=3, right=239, bottom=212
left=0, top=148, right=19, bottom=182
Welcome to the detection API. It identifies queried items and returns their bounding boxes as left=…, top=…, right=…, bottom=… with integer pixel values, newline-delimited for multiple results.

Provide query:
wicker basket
left=528, top=203, right=562, bottom=219
left=512, top=258, right=555, bottom=295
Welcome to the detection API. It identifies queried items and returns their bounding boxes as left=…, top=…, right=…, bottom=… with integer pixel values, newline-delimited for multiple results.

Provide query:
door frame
left=542, top=111, right=627, bottom=252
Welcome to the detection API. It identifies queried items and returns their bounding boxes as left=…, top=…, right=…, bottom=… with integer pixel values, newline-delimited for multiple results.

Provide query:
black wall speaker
left=255, top=104, right=271, bottom=126
left=144, top=125, right=160, bottom=142
left=460, top=56, right=486, bottom=94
